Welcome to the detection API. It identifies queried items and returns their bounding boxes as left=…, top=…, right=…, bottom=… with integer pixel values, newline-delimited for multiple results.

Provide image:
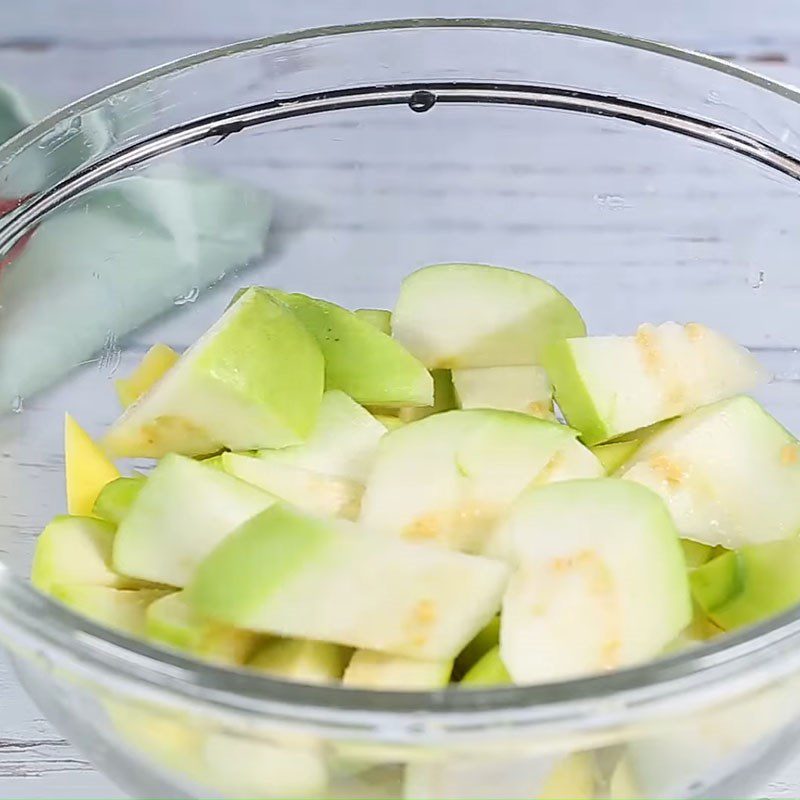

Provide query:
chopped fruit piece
left=452, top=365, right=554, bottom=419
left=354, top=308, right=392, bottom=334
left=187, top=503, right=509, bottom=660
left=92, top=476, right=145, bottom=525
left=113, top=454, right=275, bottom=587
left=680, top=539, right=716, bottom=569
left=691, top=539, right=800, bottom=630
left=543, top=322, right=767, bottom=444
left=460, top=646, right=512, bottom=687
left=453, top=616, right=499, bottom=679
left=620, top=396, right=800, bottom=548
left=51, top=586, right=170, bottom=636
left=32, top=515, right=146, bottom=593
left=498, top=479, right=690, bottom=684
left=343, top=650, right=452, bottom=690
left=104, top=288, right=324, bottom=457
left=65, top=413, right=120, bottom=516
left=590, top=439, right=641, bottom=474
left=251, top=390, right=385, bottom=483
left=202, top=733, right=328, bottom=800
left=223, top=453, right=363, bottom=520
left=398, top=369, right=457, bottom=422
left=248, top=638, right=350, bottom=684
left=145, top=591, right=259, bottom=665
left=360, top=410, right=602, bottom=554
left=115, top=343, right=180, bottom=408
left=267, top=290, right=432, bottom=407
left=392, top=263, right=585, bottom=368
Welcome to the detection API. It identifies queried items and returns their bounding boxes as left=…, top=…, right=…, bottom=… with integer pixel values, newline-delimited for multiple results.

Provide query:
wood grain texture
left=3, top=2, right=800, bottom=798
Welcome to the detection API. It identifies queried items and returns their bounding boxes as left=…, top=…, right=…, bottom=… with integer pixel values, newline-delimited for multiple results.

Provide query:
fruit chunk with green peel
left=620, top=396, right=800, bottom=548
left=114, top=454, right=275, bottom=587
left=359, top=410, right=603, bottom=554
left=252, top=390, right=385, bottom=483
left=202, top=732, right=328, bottom=800
left=460, top=646, right=512, bottom=687
left=543, top=322, right=767, bottom=444
left=187, top=503, right=509, bottom=660
left=392, top=263, right=586, bottom=368
left=32, top=515, right=145, bottom=593
left=145, top=591, right=259, bottom=665
left=51, top=586, right=170, bottom=636
left=498, top=479, right=691, bottom=684
left=681, top=538, right=716, bottom=569
left=104, top=288, right=324, bottom=457
left=223, top=453, right=363, bottom=520
left=590, top=439, right=641, bottom=474
left=248, top=638, right=350, bottom=684
left=92, top=476, right=145, bottom=525
left=453, top=616, right=499, bottom=679
left=355, top=308, right=392, bottom=335
left=690, top=539, right=800, bottom=630
left=343, top=650, right=452, bottom=690
left=115, top=343, right=180, bottom=409
left=452, top=365, right=554, bottom=419
left=267, top=290, right=432, bottom=407
left=396, top=369, right=457, bottom=423
left=65, top=414, right=120, bottom=516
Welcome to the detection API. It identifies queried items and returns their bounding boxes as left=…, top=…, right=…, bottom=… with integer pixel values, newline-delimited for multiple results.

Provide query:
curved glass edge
left=2, top=563, right=800, bottom=731
left=1, top=18, right=800, bottom=726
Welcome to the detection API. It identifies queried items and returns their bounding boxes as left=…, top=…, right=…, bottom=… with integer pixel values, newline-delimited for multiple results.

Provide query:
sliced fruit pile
left=32, top=263, right=790, bottom=690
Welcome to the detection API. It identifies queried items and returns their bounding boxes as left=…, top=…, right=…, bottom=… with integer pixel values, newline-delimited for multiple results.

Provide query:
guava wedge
left=186, top=503, right=509, bottom=660
left=248, top=638, right=350, bottom=684
left=452, top=365, right=554, bottom=419
left=498, top=479, right=691, bottom=684
left=359, top=410, right=602, bottom=554
left=103, top=288, right=324, bottom=457
left=543, top=322, right=767, bottom=444
left=619, top=396, right=800, bottom=548
left=343, top=650, right=452, bottom=690
left=392, top=263, right=585, bottom=368
left=113, top=454, right=275, bottom=587
left=92, top=476, right=145, bottom=525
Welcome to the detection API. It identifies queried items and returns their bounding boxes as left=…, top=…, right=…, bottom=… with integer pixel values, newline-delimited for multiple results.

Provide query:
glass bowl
left=2, top=18, right=800, bottom=799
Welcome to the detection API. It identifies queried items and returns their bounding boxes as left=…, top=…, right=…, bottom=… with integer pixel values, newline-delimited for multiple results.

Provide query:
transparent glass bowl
left=2, top=18, right=800, bottom=799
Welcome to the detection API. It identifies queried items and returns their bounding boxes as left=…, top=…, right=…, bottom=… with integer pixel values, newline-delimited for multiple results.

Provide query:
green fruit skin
left=453, top=616, right=499, bottom=679
left=691, top=540, right=800, bottom=629
left=354, top=308, right=392, bottom=335
left=267, top=290, right=433, bottom=407
left=460, top=646, right=512, bottom=687
left=542, top=339, right=609, bottom=445
left=92, top=476, right=146, bottom=525
left=680, top=539, right=716, bottom=569
left=399, top=369, right=456, bottom=422
left=186, top=504, right=335, bottom=624
left=590, top=440, right=641, bottom=474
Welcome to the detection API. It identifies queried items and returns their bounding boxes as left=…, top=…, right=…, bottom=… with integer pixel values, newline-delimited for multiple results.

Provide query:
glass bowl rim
left=2, top=17, right=800, bottom=732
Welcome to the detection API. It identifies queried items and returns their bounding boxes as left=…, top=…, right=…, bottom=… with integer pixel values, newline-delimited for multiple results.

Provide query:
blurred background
left=3, top=2, right=800, bottom=797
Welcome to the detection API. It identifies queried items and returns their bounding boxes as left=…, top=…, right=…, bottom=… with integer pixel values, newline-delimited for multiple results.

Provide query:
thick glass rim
left=2, top=17, right=800, bottom=733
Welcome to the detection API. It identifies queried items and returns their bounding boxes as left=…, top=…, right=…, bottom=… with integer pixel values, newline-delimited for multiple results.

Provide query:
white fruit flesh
left=104, top=288, right=324, bottom=457
left=187, top=503, right=509, bottom=660
left=452, top=365, right=554, bottom=419
left=620, top=396, right=800, bottom=548
left=252, top=390, right=385, bottom=483
left=392, top=263, right=585, bottom=368
left=359, top=410, right=602, bottom=554
left=32, top=515, right=143, bottom=593
left=544, top=322, right=767, bottom=444
left=145, top=591, right=258, bottom=665
left=343, top=650, right=452, bottom=690
left=202, top=733, right=328, bottom=799
left=114, top=454, right=275, bottom=587
left=248, top=638, right=350, bottom=684
left=223, top=453, right=363, bottom=520
left=498, top=479, right=690, bottom=684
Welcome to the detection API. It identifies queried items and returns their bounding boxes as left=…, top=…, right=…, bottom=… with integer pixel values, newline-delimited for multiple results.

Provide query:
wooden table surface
left=4, top=2, right=800, bottom=797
